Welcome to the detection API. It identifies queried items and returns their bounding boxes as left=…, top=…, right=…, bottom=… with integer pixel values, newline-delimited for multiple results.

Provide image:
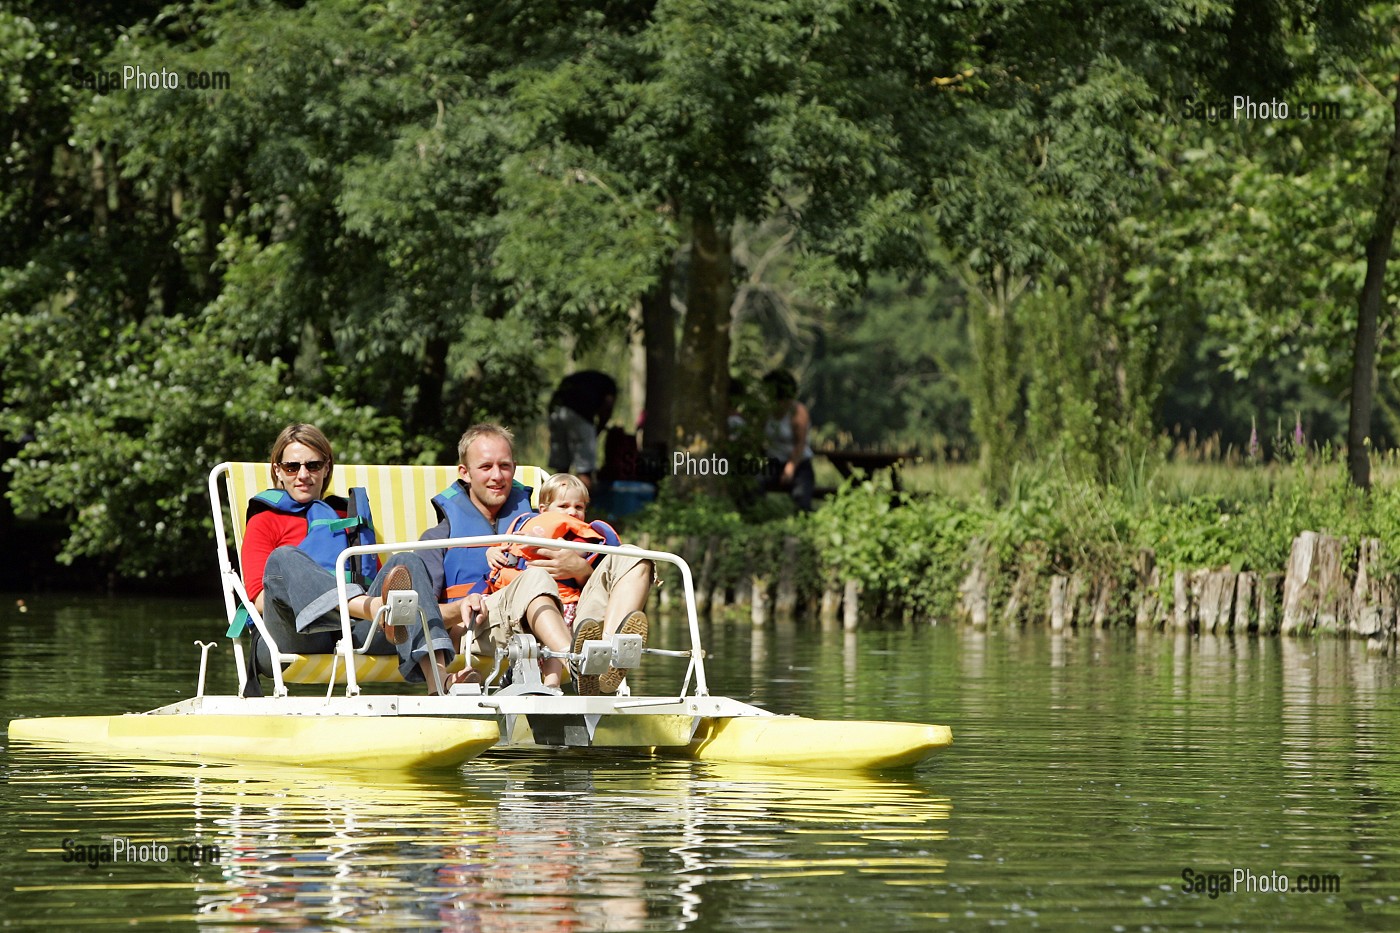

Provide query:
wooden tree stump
left=1351, top=537, right=1396, bottom=637
left=1280, top=531, right=1319, bottom=635
left=959, top=544, right=992, bottom=628
left=774, top=536, right=801, bottom=618
left=1197, top=569, right=1235, bottom=634
left=711, top=580, right=730, bottom=613
left=1172, top=570, right=1193, bottom=631
left=1234, top=572, right=1257, bottom=633
left=1091, top=575, right=1117, bottom=628
left=819, top=583, right=841, bottom=629
left=1257, top=572, right=1284, bottom=634
left=1069, top=572, right=1089, bottom=628
left=692, top=536, right=714, bottom=615
left=1134, top=549, right=1161, bottom=629
left=733, top=575, right=753, bottom=612
left=750, top=574, right=771, bottom=627
left=1002, top=563, right=1036, bottom=625
left=842, top=579, right=861, bottom=631
left=1313, top=534, right=1349, bottom=635
left=1049, top=575, right=1070, bottom=632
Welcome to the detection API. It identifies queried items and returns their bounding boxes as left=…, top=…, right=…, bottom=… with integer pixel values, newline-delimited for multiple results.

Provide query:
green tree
left=1152, top=4, right=1400, bottom=484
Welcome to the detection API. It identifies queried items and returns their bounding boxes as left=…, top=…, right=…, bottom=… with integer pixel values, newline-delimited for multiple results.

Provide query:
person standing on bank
left=547, top=370, right=617, bottom=491
left=761, top=369, right=815, bottom=512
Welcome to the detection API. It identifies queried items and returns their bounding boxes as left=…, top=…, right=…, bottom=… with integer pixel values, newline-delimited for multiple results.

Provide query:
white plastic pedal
left=387, top=590, right=418, bottom=633
left=611, top=633, right=643, bottom=669
left=579, top=640, right=612, bottom=675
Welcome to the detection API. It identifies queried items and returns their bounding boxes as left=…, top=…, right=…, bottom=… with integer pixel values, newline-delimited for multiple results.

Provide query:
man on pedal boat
left=407, top=423, right=575, bottom=691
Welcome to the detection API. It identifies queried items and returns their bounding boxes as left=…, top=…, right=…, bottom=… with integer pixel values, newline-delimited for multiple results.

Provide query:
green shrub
left=624, top=453, right=1400, bottom=625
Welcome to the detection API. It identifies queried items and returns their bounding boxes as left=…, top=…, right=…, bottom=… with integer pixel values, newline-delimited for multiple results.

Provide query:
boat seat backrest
left=222, top=462, right=549, bottom=553
left=215, top=461, right=548, bottom=686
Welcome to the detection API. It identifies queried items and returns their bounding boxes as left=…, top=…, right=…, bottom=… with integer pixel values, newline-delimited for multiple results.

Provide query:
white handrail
left=332, top=535, right=706, bottom=700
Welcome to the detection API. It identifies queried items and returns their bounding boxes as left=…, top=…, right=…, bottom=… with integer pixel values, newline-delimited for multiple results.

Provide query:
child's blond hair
left=539, top=472, right=589, bottom=510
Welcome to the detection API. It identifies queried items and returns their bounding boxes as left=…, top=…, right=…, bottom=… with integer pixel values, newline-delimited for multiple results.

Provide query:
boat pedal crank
left=577, top=640, right=613, bottom=676
left=576, top=633, right=643, bottom=675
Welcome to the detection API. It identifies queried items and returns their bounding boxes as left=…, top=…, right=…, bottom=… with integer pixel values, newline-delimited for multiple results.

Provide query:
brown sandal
left=376, top=564, right=414, bottom=645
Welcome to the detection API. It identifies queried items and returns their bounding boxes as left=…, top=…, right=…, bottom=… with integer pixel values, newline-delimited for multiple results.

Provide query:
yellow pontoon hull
left=680, top=716, right=953, bottom=770
left=7, top=714, right=498, bottom=771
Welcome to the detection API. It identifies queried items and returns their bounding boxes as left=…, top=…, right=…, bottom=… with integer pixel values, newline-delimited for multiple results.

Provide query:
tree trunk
left=641, top=253, right=677, bottom=460
left=1348, top=74, right=1400, bottom=490
left=674, top=209, right=732, bottom=495
left=410, top=334, right=450, bottom=438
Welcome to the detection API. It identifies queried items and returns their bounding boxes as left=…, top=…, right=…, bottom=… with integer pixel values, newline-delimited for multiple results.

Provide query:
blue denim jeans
left=258, top=547, right=453, bottom=682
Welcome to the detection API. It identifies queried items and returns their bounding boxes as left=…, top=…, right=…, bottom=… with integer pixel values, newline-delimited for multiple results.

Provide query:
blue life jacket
left=246, top=488, right=378, bottom=583
left=432, top=480, right=534, bottom=600
left=344, top=486, right=380, bottom=585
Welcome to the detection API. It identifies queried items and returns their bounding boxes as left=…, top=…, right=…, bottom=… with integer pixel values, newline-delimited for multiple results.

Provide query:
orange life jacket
left=487, top=512, right=612, bottom=603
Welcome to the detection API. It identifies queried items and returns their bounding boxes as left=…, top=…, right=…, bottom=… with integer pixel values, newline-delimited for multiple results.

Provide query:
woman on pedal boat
left=240, top=423, right=451, bottom=694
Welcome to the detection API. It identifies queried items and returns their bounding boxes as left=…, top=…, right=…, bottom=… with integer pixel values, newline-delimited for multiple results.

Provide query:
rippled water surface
left=3, top=597, right=1400, bottom=929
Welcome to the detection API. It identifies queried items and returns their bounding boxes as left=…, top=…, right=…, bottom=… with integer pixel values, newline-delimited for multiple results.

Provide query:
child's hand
left=486, top=545, right=513, bottom=569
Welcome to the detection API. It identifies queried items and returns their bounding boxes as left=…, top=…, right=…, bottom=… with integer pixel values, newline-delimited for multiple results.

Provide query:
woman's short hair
left=268, top=423, right=334, bottom=491
left=762, top=369, right=798, bottom=401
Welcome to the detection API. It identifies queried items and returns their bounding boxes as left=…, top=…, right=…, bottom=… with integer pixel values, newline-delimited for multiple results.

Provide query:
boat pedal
left=578, top=640, right=612, bottom=676
left=611, top=633, right=643, bottom=669
left=386, top=590, right=419, bottom=635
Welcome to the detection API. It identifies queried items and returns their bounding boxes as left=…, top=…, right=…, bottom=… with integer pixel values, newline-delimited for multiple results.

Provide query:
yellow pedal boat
left=4, top=462, right=952, bottom=772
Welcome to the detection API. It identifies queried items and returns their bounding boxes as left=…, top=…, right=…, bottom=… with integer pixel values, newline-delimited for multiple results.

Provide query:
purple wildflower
left=1294, top=412, right=1304, bottom=448
left=1248, top=419, right=1259, bottom=461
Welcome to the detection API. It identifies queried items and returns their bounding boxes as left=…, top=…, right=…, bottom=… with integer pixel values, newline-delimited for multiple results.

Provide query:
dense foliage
left=3, top=0, right=1398, bottom=582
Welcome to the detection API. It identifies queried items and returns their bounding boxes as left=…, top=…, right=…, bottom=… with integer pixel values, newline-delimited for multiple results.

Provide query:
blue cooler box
left=603, top=480, right=656, bottom=516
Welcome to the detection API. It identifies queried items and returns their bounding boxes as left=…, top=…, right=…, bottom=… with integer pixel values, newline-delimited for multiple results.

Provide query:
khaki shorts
left=574, top=554, right=653, bottom=625
left=480, top=566, right=562, bottom=650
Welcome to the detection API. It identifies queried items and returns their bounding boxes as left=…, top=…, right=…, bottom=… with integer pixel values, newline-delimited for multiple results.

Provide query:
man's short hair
left=457, top=423, right=515, bottom=464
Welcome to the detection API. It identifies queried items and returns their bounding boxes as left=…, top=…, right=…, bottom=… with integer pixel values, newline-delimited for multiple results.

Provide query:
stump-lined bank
left=632, top=528, right=1398, bottom=643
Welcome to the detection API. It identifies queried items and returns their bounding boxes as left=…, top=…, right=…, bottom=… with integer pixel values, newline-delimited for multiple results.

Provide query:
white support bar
left=333, top=534, right=709, bottom=700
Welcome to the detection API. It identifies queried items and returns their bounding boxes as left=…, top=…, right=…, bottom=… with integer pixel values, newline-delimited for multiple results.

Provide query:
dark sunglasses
left=277, top=460, right=327, bottom=475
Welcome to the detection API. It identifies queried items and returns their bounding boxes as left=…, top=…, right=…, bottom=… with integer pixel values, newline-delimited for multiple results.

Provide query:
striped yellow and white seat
left=220, top=462, right=548, bottom=684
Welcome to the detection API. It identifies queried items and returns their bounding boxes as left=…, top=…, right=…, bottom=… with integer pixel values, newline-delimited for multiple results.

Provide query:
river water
left=2, top=597, right=1398, bottom=930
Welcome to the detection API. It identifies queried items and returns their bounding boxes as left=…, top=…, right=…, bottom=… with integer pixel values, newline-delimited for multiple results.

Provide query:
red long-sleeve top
left=240, top=502, right=346, bottom=601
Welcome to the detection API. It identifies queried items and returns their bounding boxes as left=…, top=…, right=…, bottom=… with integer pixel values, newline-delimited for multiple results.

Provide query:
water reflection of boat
left=7, top=751, right=951, bottom=930
left=7, top=462, right=953, bottom=771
